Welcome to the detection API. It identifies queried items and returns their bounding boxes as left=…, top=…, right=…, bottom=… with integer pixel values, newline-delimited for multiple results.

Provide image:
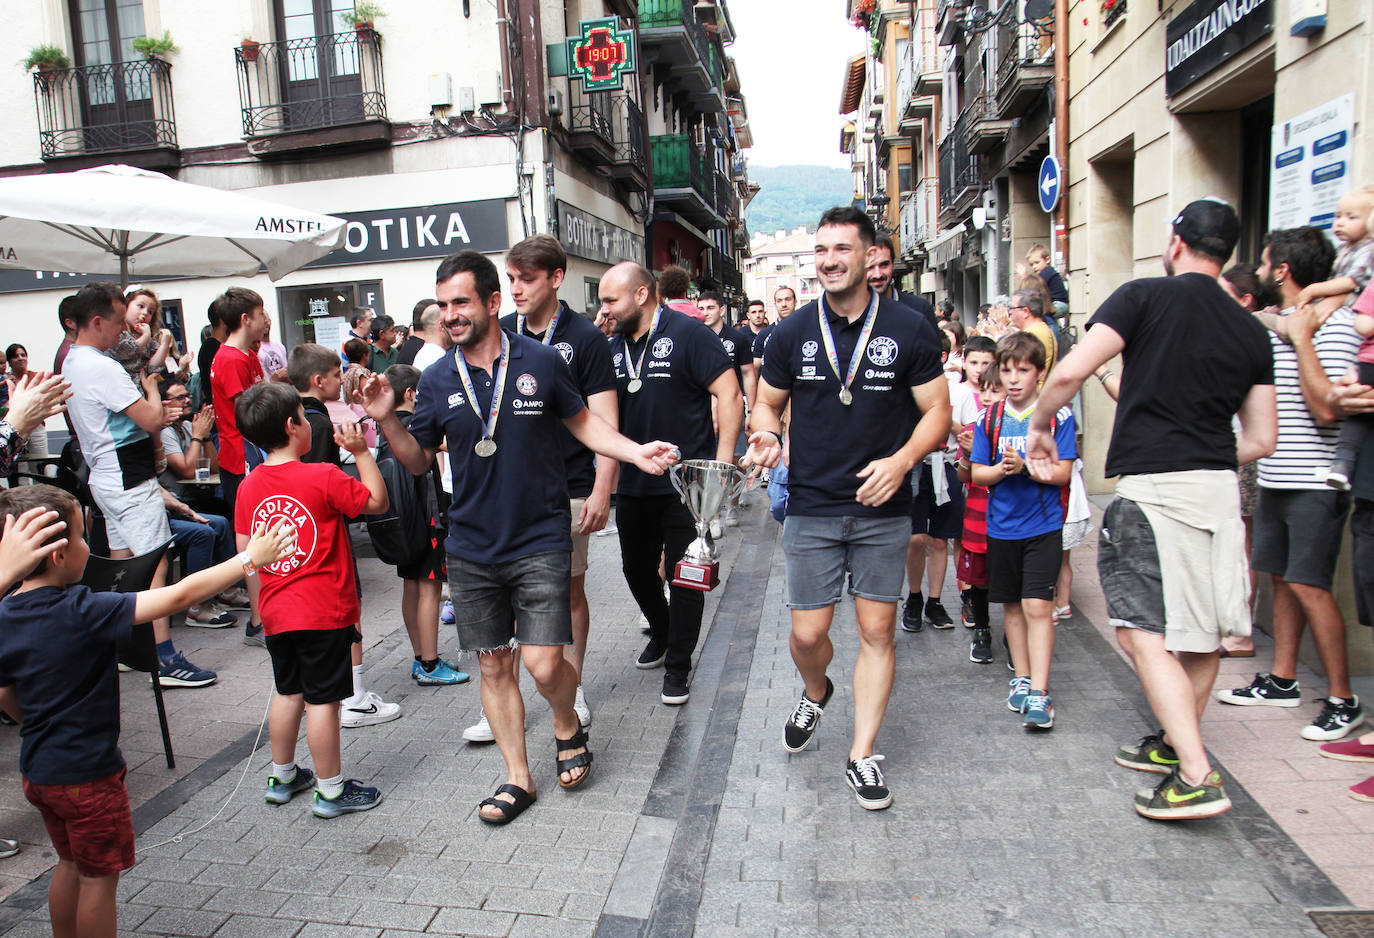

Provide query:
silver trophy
left=669, top=459, right=750, bottom=591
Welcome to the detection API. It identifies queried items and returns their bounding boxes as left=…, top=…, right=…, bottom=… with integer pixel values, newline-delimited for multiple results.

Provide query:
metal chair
left=81, top=539, right=176, bottom=769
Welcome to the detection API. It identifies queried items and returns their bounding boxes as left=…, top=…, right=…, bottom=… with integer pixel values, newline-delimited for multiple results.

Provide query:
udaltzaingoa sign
left=567, top=18, right=636, bottom=92
left=1165, top=0, right=1272, bottom=98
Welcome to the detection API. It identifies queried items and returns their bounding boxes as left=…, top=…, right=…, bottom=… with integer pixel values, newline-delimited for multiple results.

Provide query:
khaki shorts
left=570, top=497, right=590, bottom=578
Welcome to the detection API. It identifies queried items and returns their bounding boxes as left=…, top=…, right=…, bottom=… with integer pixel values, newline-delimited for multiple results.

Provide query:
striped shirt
left=1258, top=306, right=1360, bottom=489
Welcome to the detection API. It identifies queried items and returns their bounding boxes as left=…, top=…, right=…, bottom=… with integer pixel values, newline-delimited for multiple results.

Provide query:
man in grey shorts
left=1028, top=199, right=1276, bottom=820
left=1216, top=227, right=1364, bottom=741
left=359, top=250, right=676, bottom=825
left=745, top=206, right=949, bottom=811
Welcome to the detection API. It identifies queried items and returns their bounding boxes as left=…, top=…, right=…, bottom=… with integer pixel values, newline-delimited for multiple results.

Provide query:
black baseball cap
left=1170, top=198, right=1240, bottom=261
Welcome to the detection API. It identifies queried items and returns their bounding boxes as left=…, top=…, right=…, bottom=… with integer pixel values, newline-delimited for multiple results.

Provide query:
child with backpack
left=969, top=333, right=1076, bottom=730
left=287, top=344, right=402, bottom=728
left=377, top=364, right=468, bottom=686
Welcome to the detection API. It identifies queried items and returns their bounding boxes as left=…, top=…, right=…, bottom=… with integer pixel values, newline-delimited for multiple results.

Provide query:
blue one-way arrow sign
left=1038, top=156, right=1062, bottom=214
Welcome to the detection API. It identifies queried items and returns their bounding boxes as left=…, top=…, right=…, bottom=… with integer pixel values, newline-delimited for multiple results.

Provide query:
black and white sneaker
left=783, top=678, right=834, bottom=753
left=661, top=673, right=690, bottom=706
left=844, top=755, right=892, bottom=810
left=1215, top=673, right=1301, bottom=708
left=1301, top=696, right=1364, bottom=741
left=924, top=598, right=954, bottom=630
left=900, top=594, right=924, bottom=633
left=636, top=642, right=667, bottom=670
left=970, top=628, right=992, bottom=664
left=961, top=596, right=976, bottom=629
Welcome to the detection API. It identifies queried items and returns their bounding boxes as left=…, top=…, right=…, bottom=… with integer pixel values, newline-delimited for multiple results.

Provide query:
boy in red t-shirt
left=210, top=287, right=268, bottom=517
left=956, top=361, right=1005, bottom=666
left=234, top=382, right=390, bottom=819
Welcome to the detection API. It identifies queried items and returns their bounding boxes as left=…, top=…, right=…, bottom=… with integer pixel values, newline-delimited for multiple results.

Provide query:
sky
left=726, top=0, right=868, bottom=169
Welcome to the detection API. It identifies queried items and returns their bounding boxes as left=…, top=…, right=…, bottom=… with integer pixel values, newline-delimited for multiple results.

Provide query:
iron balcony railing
left=996, top=0, right=1054, bottom=97
left=33, top=58, right=177, bottom=159
left=651, top=134, right=708, bottom=200
left=714, top=170, right=733, bottom=220
left=639, top=0, right=713, bottom=78
left=1103, top=0, right=1127, bottom=29
left=896, top=41, right=914, bottom=115
left=569, top=90, right=614, bottom=149
left=612, top=96, right=647, bottom=174
left=939, top=111, right=981, bottom=212
left=235, top=29, right=386, bottom=137
left=899, top=178, right=938, bottom=254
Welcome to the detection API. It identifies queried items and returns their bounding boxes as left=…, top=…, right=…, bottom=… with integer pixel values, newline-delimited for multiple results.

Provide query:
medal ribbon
left=621, top=304, right=663, bottom=386
left=517, top=303, right=562, bottom=346
left=453, top=330, right=510, bottom=446
left=817, top=289, right=879, bottom=398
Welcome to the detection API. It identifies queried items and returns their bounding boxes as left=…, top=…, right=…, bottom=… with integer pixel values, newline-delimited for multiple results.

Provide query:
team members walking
left=745, top=207, right=950, bottom=810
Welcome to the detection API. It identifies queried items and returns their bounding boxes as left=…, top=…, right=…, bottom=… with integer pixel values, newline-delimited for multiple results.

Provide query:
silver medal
left=474, top=438, right=497, bottom=458
left=839, top=388, right=853, bottom=406
left=627, top=378, right=643, bottom=394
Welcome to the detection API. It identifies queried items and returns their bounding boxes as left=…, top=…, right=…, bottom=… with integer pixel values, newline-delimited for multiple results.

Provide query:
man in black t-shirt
left=599, top=262, right=742, bottom=707
left=745, top=207, right=949, bottom=811
left=1027, top=199, right=1276, bottom=821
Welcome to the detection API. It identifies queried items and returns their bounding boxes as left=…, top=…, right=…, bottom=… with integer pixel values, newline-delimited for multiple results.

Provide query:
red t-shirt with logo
left=234, top=462, right=371, bottom=635
left=211, top=343, right=265, bottom=474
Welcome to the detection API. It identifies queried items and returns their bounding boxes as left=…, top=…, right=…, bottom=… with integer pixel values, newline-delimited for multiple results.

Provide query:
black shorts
left=1251, top=487, right=1350, bottom=591
left=266, top=626, right=355, bottom=705
left=987, top=530, right=1061, bottom=604
left=396, top=527, right=447, bottom=582
left=910, top=460, right=965, bottom=540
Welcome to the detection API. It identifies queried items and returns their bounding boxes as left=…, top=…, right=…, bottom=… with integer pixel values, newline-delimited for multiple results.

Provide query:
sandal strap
left=556, top=750, right=594, bottom=773
left=555, top=728, right=589, bottom=749
left=478, top=783, right=535, bottom=822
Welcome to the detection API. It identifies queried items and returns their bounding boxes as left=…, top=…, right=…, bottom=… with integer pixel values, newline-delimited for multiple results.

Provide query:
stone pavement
left=0, top=500, right=1364, bottom=936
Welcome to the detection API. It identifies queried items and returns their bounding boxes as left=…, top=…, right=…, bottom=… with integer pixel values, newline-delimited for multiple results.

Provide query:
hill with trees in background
left=744, top=165, right=853, bottom=237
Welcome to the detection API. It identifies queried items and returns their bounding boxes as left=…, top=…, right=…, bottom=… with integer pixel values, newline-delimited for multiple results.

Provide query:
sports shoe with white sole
left=1301, top=696, right=1364, bottom=741
left=312, top=779, right=382, bottom=819
left=783, top=677, right=834, bottom=753
left=574, top=685, right=592, bottom=728
left=1215, top=673, right=1300, bottom=708
left=463, top=711, right=495, bottom=743
left=1134, top=769, right=1232, bottom=820
left=186, top=603, right=236, bottom=628
left=265, top=767, right=317, bottom=805
left=217, top=587, right=251, bottom=610
left=157, top=653, right=217, bottom=688
left=845, top=755, right=893, bottom=810
left=340, top=692, right=401, bottom=728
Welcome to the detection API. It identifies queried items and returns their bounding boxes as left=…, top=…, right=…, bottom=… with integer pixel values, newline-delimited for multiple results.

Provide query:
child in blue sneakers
left=234, top=381, right=388, bottom=818
left=970, top=332, right=1076, bottom=729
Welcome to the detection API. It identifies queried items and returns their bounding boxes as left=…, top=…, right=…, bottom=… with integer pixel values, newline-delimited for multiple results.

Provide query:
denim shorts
left=446, top=550, right=572, bottom=651
left=781, top=514, right=909, bottom=608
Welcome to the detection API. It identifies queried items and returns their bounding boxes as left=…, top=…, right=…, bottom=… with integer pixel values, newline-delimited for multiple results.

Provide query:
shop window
left=277, top=280, right=384, bottom=353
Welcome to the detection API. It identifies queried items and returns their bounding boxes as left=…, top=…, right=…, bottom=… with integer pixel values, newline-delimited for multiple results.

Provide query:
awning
left=839, top=54, right=865, bottom=115
left=930, top=224, right=966, bottom=267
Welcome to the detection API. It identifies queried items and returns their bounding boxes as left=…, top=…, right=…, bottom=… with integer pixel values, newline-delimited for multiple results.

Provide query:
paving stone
left=426, top=907, right=516, bottom=937
left=136, top=908, right=230, bottom=937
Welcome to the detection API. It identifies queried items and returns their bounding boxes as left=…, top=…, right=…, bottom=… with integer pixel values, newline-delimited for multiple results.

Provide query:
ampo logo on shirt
left=867, top=336, right=899, bottom=367
left=252, top=495, right=316, bottom=575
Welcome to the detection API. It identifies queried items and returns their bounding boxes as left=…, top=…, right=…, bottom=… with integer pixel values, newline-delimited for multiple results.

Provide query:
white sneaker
left=574, top=685, right=592, bottom=728
left=340, top=691, right=402, bottom=728
left=217, top=588, right=251, bottom=610
left=462, top=710, right=494, bottom=742
left=723, top=507, right=739, bottom=527
left=638, top=614, right=651, bottom=633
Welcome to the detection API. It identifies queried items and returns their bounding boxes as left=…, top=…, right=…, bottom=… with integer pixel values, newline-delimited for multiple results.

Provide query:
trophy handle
left=669, top=463, right=686, bottom=501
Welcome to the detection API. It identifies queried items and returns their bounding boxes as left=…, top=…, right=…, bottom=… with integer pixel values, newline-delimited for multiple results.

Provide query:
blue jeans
left=169, top=514, right=234, bottom=575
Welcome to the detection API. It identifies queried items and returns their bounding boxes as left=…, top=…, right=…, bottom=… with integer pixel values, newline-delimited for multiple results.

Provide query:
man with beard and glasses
left=744, top=206, right=949, bottom=810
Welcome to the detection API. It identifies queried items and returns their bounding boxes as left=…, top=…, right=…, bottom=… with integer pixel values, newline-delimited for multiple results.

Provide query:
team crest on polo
left=447, top=391, right=465, bottom=408
left=555, top=342, right=574, bottom=364
left=867, top=336, right=898, bottom=367
left=723, top=339, right=736, bottom=354
left=613, top=352, right=624, bottom=367
left=802, top=340, right=818, bottom=360
left=652, top=337, right=674, bottom=358
left=516, top=373, right=538, bottom=396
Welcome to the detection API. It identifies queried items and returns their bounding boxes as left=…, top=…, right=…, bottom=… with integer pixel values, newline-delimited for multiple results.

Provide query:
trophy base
left=672, top=559, right=719, bottom=592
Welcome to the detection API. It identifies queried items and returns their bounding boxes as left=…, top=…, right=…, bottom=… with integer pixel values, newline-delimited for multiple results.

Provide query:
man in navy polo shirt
left=499, top=234, right=618, bottom=731
left=359, top=251, right=676, bottom=826
left=867, top=234, right=939, bottom=332
left=745, top=206, right=949, bottom=811
left=598, top=262, right=744, bottom=706
left=752, top=285, right=798, bottom=372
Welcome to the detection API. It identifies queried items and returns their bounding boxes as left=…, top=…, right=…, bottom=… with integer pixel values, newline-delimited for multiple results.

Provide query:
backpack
left=981, top=400, right=1071, bottom=521
left=360, top=423, right=447, bottom=568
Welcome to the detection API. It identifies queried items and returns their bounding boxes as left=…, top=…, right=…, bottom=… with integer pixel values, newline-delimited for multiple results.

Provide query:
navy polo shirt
left=410, top=330, right=585, bottom=564
left=613, top=306, right=734, bottom=497
left=751, top=324, right=774, bottom=361
left=711, top=323, right=753, bottom=389
left=0, top=586, right=135, bottom=785
left=891, top=288, right=940, bottom=332
left=761, top=294, right=943, bottom=518
left=500, top=303, right=617, bottom=500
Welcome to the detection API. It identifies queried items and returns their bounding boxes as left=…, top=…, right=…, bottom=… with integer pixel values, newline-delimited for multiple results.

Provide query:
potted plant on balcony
left=22, top=44, right=70, bottom=73
left=240, top=37, right=261, bottom=62
left=339, top=2, right=385, bottom=33
left=131, top=31, right=178, bottom=61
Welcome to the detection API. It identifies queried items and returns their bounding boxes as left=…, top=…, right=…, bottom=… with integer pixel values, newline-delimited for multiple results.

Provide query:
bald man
left=599, top=263, right=743, bottom=705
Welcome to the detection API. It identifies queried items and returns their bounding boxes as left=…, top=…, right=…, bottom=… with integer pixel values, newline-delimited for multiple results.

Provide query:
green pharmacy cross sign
left=567, top=17, right=636, bottom=91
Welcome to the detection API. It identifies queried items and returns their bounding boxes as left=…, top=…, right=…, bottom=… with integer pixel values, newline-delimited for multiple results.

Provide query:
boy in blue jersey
left=970, top=333, right=1076, bottom=729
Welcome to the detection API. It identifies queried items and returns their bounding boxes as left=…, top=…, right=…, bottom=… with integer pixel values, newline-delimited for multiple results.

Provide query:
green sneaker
left=1115, top=730, right=1179, bottom=775
left=1134, top=768, right=1232, bottom=820
left=265, top=767, right=316, bottom=805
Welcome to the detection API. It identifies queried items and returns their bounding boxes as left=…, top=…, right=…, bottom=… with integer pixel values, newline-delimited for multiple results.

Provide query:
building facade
left=0, top=0, right=752, bottom=367
left=741, top=227, right=819, bottom=315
